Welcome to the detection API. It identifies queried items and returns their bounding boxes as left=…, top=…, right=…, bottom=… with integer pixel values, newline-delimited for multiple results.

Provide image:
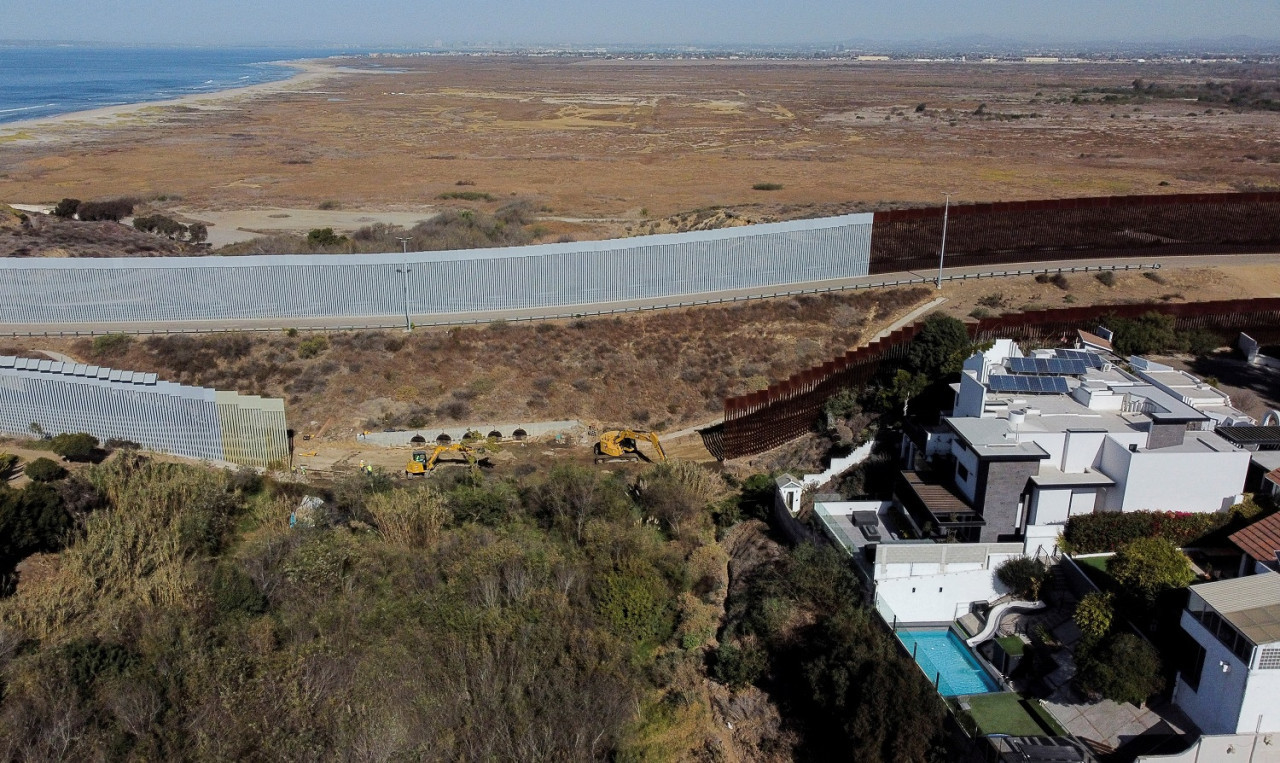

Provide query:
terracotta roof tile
left=1229, top=512, right=1280, bottom=563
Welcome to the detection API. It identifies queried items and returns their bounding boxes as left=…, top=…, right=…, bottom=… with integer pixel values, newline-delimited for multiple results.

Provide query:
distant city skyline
left=5, top=0, right=1280, bottom=47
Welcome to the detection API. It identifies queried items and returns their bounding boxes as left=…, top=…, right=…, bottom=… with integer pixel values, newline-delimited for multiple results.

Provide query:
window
left=957, top=463, right=970, bottom=481
left=1182, top=641, right=1207, bottom=691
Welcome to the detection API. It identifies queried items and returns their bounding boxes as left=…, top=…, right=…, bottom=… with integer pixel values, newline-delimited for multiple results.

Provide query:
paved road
left=2, top=252, right=1275, bottom=336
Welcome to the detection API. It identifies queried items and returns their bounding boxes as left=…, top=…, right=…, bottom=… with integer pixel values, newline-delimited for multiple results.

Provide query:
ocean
left=0, top=46, right=359, bottom=125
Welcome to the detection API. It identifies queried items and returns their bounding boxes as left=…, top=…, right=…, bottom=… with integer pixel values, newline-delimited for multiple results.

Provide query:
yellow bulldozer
left=594, top=429, right=667, bottom=464
left=405, top=443, right=488, bottom=476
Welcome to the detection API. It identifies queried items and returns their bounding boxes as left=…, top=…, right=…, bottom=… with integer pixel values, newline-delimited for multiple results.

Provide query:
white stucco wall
left=1062, top=430, right=1108, bottom=472
left=1030, top=489, right=1072, bottom=525
left=955, top=372, right=988, bottom=419
left=1176, top=613, right=1250, bottom=735
left=1238, top=663, right=1280, bottom=734
left=953, top=444, right=981, bottom=503
left=1120, top=449, right=1249, bottom=513
left=875, top=567, right=1012, bottom=623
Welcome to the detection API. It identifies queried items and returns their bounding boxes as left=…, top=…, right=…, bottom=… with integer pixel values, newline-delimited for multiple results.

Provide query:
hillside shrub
left=711, top=641, right=767, bottom=689
left=1063, top=510, right=1225, bottom=553
left=24, top=457, right=67, bottom=483
left=297, top=336, right=329, bottom=359
left=53, top=198, right=82, bottom=218
left=50, top=432, right=100, bottom=462
left=752, top=183, right=783, bottom=191
left=75, top=199, right=134, bottom=222
left=1095, top=271, right=1116, bottom=287
left=0, top=453, right=18, bottom=479
left=90, top=332, right=133, bottom=358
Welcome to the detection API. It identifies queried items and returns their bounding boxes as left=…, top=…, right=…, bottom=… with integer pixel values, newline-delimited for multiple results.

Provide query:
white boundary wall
left=0, top=356, right=288, bottom=468
left=0, top=214, right=873, bottom=324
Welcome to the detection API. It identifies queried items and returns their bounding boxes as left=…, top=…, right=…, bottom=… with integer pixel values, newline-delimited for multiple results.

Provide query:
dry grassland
left=2, top=58, right=1278, bottom=242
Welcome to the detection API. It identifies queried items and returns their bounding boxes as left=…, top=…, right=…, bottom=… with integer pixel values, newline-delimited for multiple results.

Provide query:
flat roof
left=1030, top=467, right=1115, bottom=488
left=1192, top=572, right=1280, bottom=646
left=946, top=417, right=1049, bottom=460
left=1250, top=452, right=1280, bottom=472
left=1229, top=513, right=1280, bottom=563
left=1218, top=426, right=1280, bottom=449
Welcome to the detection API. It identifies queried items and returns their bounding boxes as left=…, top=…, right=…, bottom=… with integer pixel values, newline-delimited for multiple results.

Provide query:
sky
left=5, top=0, right=1280, bottom=47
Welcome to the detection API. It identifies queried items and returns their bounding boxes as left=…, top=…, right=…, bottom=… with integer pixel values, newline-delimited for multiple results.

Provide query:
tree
left=75, top=199, right=133, bottom=222
left=905, top=314, right=971, bottom=379
left=24, top=457, right=68, bottom=483
left=996, top=556, right=1049, bottom=600
left=1073, top=591, right=1115, bottom=644
left=1110, top=536, right=1195, bottom=605
left=187, top=222, right=208, bottom=243
left=50, top=432, right=100, bottom=462
left=1075, top=632, right=1163, bottom=705
left=53, top=198, right=82, bottom=218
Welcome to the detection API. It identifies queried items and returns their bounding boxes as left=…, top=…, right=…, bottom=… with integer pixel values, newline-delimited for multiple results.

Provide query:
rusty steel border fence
left=867, top=191, right=1280, bottom=275
left=721, top=297, right=1280, bottom=460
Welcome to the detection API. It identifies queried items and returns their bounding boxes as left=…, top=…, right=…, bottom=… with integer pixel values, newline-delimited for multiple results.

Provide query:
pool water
left=896, top=629, right=1000, bottom=697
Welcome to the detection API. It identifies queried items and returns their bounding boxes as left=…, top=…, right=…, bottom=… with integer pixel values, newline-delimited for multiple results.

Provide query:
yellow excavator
left=405, top=443, right=488, bottom=476
left=594, top=430, right=667, bottom=464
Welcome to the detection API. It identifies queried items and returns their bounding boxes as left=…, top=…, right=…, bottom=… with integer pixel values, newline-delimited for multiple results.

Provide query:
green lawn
left=1075, top=554, right=1118, bottom=590
left=960, top=693, right=1058, bottom=737
left=996, top=635, right=1025, bottom=657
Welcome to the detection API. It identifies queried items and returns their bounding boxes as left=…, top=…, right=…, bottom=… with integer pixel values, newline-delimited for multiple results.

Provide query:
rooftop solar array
left=1054, top=348, right=1106, bottom=368
left=1007, top=356, right=1088, bottom=376
left=987, top=374, right=1071, bottom=394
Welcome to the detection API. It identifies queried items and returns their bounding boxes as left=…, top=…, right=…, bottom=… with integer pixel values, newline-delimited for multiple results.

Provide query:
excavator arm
left=595, top=429, right=666, bottom=463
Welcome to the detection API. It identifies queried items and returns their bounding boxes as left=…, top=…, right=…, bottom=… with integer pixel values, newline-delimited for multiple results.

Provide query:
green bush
left=751, top=183, right=783, bottom=191
left=297, top=336, right=329, bottom=359
left=710, top=641, right=767, bottom=689
left=211, top=564, right=268, bottom=616
left=50, top=432, right=99, bottom=461
left=1095, top=271, right=1116, bottom=287
left=1063, top=510, right=1225, bottom=553
left=1075, top=632, right=1163, bottom=705
left=91, top=333, right=133, bottom=358
left=594, top=566, right=677, bottom=648
left=1073, top=591, right=1115, bottom=643
left=996, top=556, right=1048, bottom=600
left=24, top=457, right=67, bottom=483
left=0, top=453, right=18, bottom=479
left=1109, top=537, right=1195, bottom=604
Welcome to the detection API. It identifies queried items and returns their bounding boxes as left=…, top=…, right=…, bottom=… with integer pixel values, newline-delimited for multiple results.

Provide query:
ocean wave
left=0, top=103, right=58, bottom=115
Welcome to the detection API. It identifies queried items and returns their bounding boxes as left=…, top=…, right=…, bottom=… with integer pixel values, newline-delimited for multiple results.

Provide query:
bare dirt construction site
left=2, top=57, right=1279, bottom=243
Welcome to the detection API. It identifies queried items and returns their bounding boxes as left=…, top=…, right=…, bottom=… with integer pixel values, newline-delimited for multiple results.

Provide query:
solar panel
left=1007, top=356, right=1087, bottom=376
left=987, top=374, right=1070, bottom=394
left=1054, top=348, right=1105, bottom=368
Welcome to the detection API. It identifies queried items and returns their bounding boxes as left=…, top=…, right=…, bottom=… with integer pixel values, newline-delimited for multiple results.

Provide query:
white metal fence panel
left=0, top=214, right=873, bottom=324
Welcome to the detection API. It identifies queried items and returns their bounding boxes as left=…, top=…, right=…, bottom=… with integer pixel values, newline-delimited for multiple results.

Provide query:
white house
left=1173, top=572, right=1280, bottom=735
left=902, top=342, right=1249, bottom=552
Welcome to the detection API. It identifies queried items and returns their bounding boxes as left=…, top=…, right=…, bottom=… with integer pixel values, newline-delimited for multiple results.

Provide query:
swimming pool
left=896, top=629, right=1001, bottom=697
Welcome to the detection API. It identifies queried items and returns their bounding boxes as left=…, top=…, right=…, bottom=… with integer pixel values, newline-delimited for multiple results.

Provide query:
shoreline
left=0, top=59, right=361, bottom=139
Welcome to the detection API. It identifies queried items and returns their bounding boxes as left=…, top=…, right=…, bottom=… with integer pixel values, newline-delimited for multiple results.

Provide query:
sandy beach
left=0, top=59, right=366, bottom=142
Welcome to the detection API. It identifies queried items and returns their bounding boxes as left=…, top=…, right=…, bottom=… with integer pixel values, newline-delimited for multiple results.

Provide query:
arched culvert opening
left=488, top=430, right=503, bottom=440
left=436, top=433, right=453, bottom=445
left=410, top=434, right=426, bottom=444
left=512, top=428, right=528, bottom=441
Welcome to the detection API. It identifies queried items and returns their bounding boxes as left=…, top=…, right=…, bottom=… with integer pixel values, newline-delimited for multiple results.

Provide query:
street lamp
left=396, top=237, right=412, bottom=254
left=395, top=265, right=411, bottom=331
left=936, top=192, right=954, bottom=289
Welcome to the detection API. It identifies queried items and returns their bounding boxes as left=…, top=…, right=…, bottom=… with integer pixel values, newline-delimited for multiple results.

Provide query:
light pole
left=936, top=192, right=953, bottom=289
left=395, top=265, right=411, bottom=331
left=396, top=236, right=412, bottom=254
